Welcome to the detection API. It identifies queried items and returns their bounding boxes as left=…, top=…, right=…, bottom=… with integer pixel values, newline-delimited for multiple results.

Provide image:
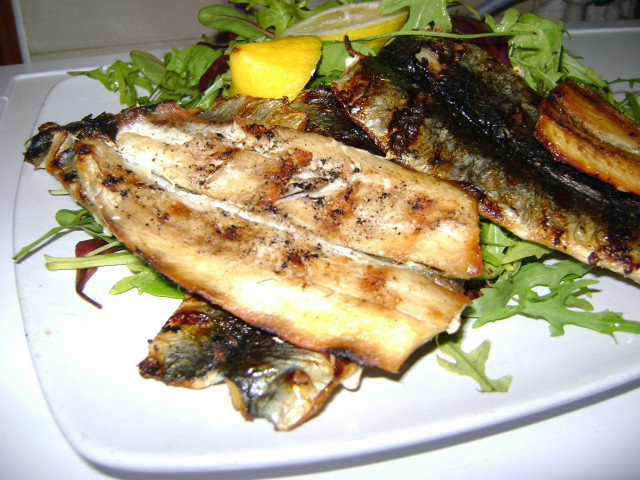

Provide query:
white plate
left=12, top=37, right=640, bottom=474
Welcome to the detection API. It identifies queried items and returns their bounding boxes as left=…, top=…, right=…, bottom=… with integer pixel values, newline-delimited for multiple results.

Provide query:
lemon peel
left=280, top=1, right=408, bottom=49
left=229, top=35, right=322, bottom=100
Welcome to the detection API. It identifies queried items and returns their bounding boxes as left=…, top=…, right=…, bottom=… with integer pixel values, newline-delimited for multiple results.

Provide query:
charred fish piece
left=536, top=79, right=640, bottom=197
left=332, top=36, right=640, bottom=283
left=25, top=101, right=478, bottom=371
left=139, top=294, right=361, bottom=430
left=201, top=86, right=381, bottom=154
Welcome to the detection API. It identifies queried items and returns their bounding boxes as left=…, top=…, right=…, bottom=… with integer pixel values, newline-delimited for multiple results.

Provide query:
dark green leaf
left=198, top=5, right=272, bottom=39
left=380, top=0, right=450, bottom=30
left=130, top=50, right=165, bottom=85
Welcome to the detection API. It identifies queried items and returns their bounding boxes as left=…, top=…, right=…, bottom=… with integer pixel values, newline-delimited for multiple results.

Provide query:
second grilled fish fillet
left=536, top=79, right=640, bottom=196
left=333, top=36, right=640, bottom=283
left=139, top=294, right=361, bottom=430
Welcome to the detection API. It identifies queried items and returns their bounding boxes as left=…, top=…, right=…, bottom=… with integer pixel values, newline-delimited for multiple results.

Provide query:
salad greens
left=465, top=222, right=639, bottom=337
left=13, top=207, right=182, bottom=300
left=437, top=337, right=512, bottom=392
left=379, top=0, right=454, bottom=31
left=16, top=1, right=640, bottom=393
left=485, top=9, right=640, bottom=121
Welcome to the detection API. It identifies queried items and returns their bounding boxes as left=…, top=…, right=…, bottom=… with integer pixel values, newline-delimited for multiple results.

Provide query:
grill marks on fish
left=536, top=79, right=640, bottom=197
left=332, top=36, right=640, bottom=281
left=115, top=102, right=481, bottom=279
left=139, top=294, right=360, bottom=431
left=31, top=101, right=479, bottom=372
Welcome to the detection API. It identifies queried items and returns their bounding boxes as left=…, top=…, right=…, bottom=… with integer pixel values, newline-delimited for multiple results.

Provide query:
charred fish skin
left=201, top=86, right=381, bottom=154
left=374, top=36, right=640, bottom=214
left=333, top=36, right=640, bottom=282
left=139, top=295, right=359, bottom=431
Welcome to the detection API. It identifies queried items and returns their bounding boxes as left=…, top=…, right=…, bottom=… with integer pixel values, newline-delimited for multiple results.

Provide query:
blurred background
left=1, top=0, right=639, bottom=65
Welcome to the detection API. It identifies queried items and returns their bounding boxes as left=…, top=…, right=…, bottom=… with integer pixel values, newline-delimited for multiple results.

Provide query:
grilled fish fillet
left=333, top=36, right=640, bottom=282
left=139, top=294, right=361, bottom=430
left=536, top=79, right=640, bottom=196
left=25, top=102, right=478, bottom=371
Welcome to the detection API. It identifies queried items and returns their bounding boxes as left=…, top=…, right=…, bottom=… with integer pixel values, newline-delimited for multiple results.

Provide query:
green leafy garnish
left=437, top=336, right=512, bottom=392
left=471, top=220, right=552, bottom=283
left=486, top=10, right=566, bottom=95
left=379, top=0, right=455, bottom=31
left=110, top=263, right=184, bottom=298
left=198, top=4, right=275, bottom=39
left=466, top=259, right=639, bottom=337
left=45, top=248, right=183, bottom=299
left=12, top=208, right=109, bottom=262
left=464, top=222, right=639, bottom=337
left=70, top=43, right=223, bottom=109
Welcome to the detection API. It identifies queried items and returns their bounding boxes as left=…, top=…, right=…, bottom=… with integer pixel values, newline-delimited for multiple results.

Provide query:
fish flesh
left=115, top=102, right=481, bottom=278
left=333, top=35, right=640, bottom=282
left=536, top=79, right=640, bottom=196
left=25, top=101, right=479, bottom=371
left=139, top=294, right=361, bottom=430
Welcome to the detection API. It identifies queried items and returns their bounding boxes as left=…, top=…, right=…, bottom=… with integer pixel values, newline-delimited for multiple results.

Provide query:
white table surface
left=2, top=22, right=640, bottom=480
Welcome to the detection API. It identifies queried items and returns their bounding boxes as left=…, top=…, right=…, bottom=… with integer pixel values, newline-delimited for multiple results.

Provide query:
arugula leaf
left=466, top=259, right=639, bottom=337
left=486, top=10, right=564, bottom=95
left=607, top=78, right=640, bottom=122
left=44, top=251, right=145, bottom=270
left=69, top=60, right=153, bottom=106
left=165, top=44, right=222, bottom=90
left=471, top=220, right=551, bottom=282
left=13, top=208, right=109, bottom=262
left=130, top=51, right=165, bottom=85
left=45, top=248, right=183, bottom=299
left=71, top=43, right=229, bottom=109
left=110, top=263, right=184, bottom=298
left=484, top=7, right=635, bottom=122
left=314, top=39, right=376, bottom=83
left=379, top=0, right=453, bottom=31
left=437, top=337, right=512, bottom=392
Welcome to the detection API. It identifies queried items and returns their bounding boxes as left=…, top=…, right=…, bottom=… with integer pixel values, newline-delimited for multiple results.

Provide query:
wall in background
left=11, top=0, right=639, bottom=63
left=16, top=0, right=214, bottom=62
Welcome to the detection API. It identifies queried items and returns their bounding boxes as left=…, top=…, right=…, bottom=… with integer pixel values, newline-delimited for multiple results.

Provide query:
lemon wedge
left=280, top=1, right=408, bottom=49
left=229, top=35, right=322, bottom=100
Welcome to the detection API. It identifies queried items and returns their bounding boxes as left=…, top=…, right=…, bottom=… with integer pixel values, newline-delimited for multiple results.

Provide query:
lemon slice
left=229, top=35, right=322, bottom=100
left=281, top=1, right=408, bottom=49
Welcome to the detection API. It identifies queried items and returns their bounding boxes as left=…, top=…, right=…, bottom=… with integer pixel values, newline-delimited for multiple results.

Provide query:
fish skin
left=332, top=36, right=640, bottom=282
left=139, top=294, right=360, bottom=431
left=201, top=86, right=381, bottom=154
